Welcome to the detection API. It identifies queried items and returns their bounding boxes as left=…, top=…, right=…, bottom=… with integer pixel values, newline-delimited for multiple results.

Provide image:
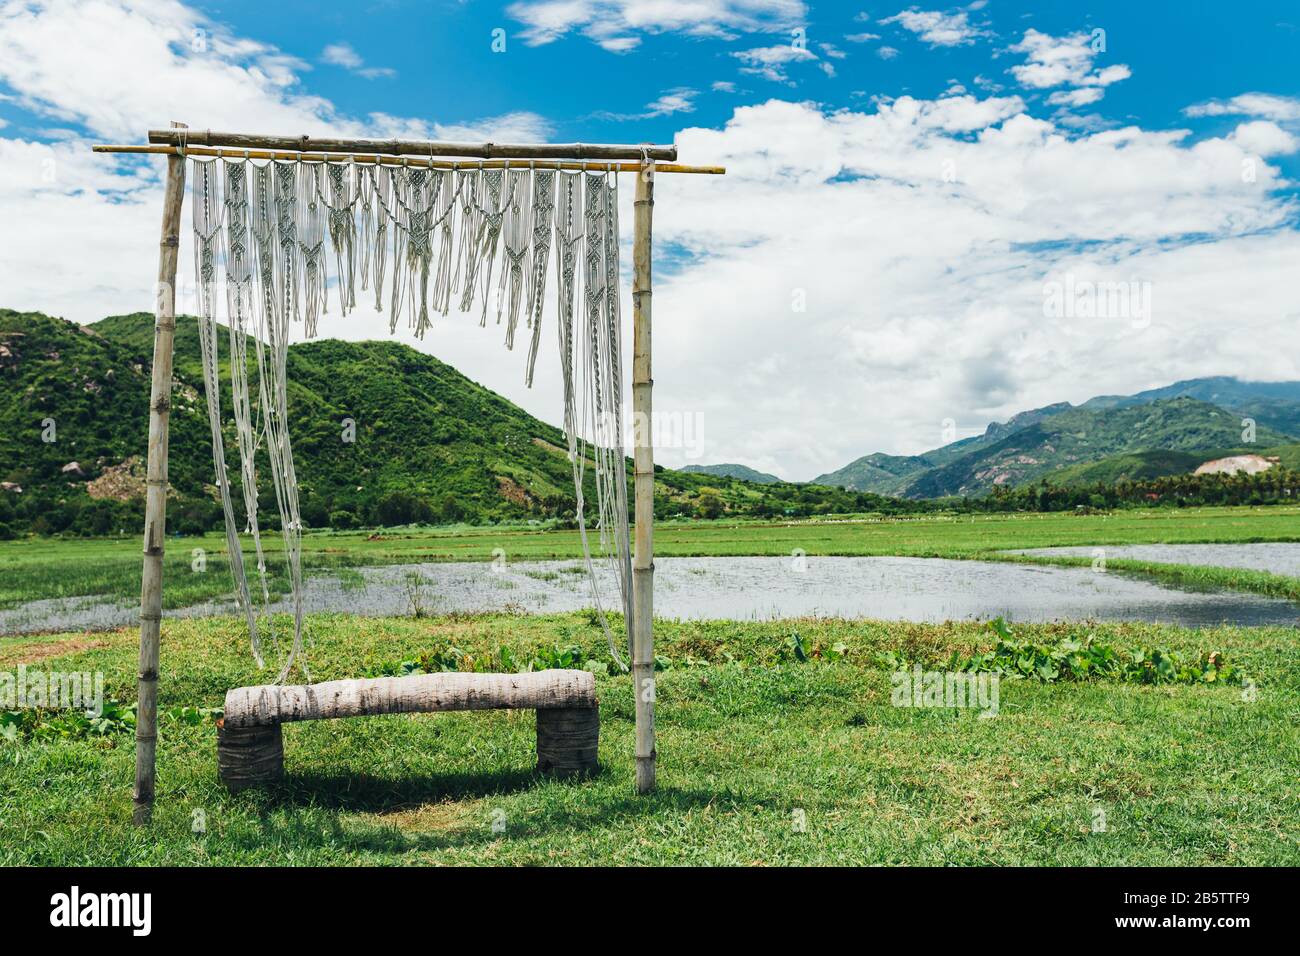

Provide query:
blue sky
left=2, top=1, right=1299, bottom=478
left=155, top=1, right=1299, bottom=176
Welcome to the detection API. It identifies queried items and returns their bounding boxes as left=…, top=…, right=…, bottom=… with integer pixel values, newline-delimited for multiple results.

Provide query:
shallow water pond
left=2, top=555, right=1295, bottom=635
left=1011, top=542, right=1300, bottom=577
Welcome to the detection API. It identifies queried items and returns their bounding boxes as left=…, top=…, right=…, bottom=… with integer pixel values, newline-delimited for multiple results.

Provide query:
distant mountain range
left=812, top=377, right=1300, bottom=498
left=0, top=309, right=892, bottom=534
left=5, top=309, right=1298, bottom=534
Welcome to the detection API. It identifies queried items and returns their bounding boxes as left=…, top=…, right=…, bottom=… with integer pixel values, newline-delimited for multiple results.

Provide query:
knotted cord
left=189, top=155, right=634, bottom=678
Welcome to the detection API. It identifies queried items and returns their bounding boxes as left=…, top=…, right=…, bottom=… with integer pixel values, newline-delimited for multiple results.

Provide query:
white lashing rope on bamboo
left=189, top=156, right=634, bottom=678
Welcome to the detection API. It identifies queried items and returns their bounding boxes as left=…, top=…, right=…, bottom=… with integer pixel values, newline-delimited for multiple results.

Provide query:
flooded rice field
left=2, top=554, right=1296, bottom=635
left=1010, top=542, right=1300, bottom=577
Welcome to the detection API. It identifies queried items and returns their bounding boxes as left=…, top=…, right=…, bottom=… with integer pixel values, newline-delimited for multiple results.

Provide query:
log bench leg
left=217, top=720, right=283, bottom=791
left=536, top=706, right=600, bottom=777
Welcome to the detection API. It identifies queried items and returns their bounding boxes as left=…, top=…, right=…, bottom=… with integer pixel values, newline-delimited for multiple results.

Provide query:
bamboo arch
left=93, top=124, right=724, bottom=824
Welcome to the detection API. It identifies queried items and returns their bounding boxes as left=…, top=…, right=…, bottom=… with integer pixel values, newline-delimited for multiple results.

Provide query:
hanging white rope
left=189, top=155, right=634, bottom=679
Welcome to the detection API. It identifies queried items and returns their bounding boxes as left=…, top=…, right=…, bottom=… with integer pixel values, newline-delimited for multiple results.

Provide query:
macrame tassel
left=451, top=168, right=480, bottom=301
left=602, top=174, right=634, bottom=627
left=221, top=159, right=273, bottom=661
left=325, top=162, right=358, bottom=314
left=552, top=172, right=629, bottom=670
left=499, top=168, right=531, bottom=345
left=191, top=156, right=636, bottom=681
left=192, top=159, right=262, bottom=665
left=430, top=169, right=458, bottom=316
left=242, top=158, right=308, bottom=679
left=370, top=165, right=393, bottom=313
left=298, top=164, right=328, bottom=337
left=270, top=161, right=301, bottom=330
left=464, top=168, right=505, bottom=323
left=524, top=169, right=556, bottom=386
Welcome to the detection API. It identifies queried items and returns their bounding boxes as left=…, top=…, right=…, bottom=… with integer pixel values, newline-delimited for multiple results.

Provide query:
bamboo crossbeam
left=92, top=143, right=724, bottom=175
left=146, top=128, right=677, bottom=161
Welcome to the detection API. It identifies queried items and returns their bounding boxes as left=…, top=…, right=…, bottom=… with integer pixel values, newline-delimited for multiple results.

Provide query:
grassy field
left=5, top=505, right=1300, bottom=611
left=1, top=612, right=1296, bottom=865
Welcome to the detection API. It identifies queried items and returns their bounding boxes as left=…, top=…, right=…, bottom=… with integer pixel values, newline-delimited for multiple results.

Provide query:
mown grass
left=2, top=613, right=1296, bottom=865
left=5, top=505, right=1300, bottom=611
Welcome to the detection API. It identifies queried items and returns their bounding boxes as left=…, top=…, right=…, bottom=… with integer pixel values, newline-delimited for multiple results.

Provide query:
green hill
left=1046, top=450, right=1220, bottom=486
left=680, top=463, right=782, bottom=484
left=816, top=377, right=1300, bottom=498
left=0, top=309, right=904, bottom=535
left=1048, top=441, right=1300, bottom=486
left=904, top=398, right=1293, bottom=498
left=811, top=452, right=931, bottom=495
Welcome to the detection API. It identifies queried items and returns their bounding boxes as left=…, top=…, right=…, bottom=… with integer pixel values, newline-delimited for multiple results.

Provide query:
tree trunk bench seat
left=216, top=669, right=599, bottom=790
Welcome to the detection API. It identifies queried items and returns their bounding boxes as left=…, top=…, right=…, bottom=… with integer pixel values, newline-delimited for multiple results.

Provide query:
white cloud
left=1007, top=29, right=1130, bottom=107
left=844, top=31, right=880, bottom=43
left=635, top=98, right=1299, bottom=477
left=0, top=0, right=550, bottom=323
left=1047, top=87, right=1103, bottom=108
left=880, top=7, right=988, bottom=48
left=593, top=87, right=698, bottom=121
left=646, top=88, right=697, bottom=117
left=877, top=46, right=900, bottom=60
left=1228, top=120, right=1299, bottom=157
left=321, top=42, right=395, bottom=80
left=712, top=80, right=737, bottom=93
left=732, top=43, right=819, bottom=84
left=506, top=0, right=807, bottom=51
left=368, top=112, right=555, bottom=144
left=320, top=42, right=362, bottom=69
left=1186, top=93, right=1300, bottom=122
left=3, top=2, right=1299, bottom=483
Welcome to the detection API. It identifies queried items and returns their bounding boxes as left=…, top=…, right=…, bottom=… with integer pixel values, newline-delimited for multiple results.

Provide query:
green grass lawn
left=5, top=505, right=1300, bottom=611
left=2, top=613, right=1296, bottom=865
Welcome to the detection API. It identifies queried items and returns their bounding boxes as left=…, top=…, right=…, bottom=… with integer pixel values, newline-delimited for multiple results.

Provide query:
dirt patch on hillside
left=87, top=456, right=146, bottom=501
left=496, top=475, right=534, bottom=508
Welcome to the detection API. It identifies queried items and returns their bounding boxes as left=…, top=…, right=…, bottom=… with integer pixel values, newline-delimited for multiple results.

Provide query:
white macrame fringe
left=189, top=156, right=633, bottom=678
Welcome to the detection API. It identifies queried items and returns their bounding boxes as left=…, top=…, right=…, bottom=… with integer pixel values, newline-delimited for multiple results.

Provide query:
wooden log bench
left=216, top=669, right=599, bottom=790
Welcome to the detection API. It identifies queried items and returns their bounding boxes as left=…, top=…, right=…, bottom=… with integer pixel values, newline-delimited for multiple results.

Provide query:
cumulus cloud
left=1006, top=29, right=1131, bottom=109
left=506, top=0, right=806, bottom=51
left=880, top=7, right=989, bottom=48
left=732, top=43, right=819, bottom=84
left=1185, top=93, right=1300, bottom=122
left=2, top=1, right=1299, bottom=481
left=639, top=99, right=1300, bottom=476
left=1228, top=120, right=1299, bottom=157
left=0, top=1, right=550, bottom=330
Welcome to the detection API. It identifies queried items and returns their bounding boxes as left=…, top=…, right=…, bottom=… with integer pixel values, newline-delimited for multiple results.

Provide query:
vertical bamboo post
left=631, top=162, right=656, bottom=793
left=134, top=126, right=187, bottom=825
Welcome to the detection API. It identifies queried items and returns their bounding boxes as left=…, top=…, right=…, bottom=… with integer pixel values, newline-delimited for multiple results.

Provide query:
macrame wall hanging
left=190, top=156, right=634, bottom=681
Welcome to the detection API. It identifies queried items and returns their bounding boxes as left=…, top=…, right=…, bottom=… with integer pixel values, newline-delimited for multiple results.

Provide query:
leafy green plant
left=777, top=630, right=809, bottom=663
left=881, top=617, right=1248, bottom=686
left=1, top=700, right=220, bottom=743
left=363, top=640, right=624, bottom=679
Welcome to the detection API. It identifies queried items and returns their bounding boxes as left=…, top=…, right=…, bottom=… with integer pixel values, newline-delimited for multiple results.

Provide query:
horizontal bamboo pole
left=92, top=143, right=724, bottom=175
left=147, top=128, right=677, bottom=161
left=223, top=669, right=597, bottom=727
